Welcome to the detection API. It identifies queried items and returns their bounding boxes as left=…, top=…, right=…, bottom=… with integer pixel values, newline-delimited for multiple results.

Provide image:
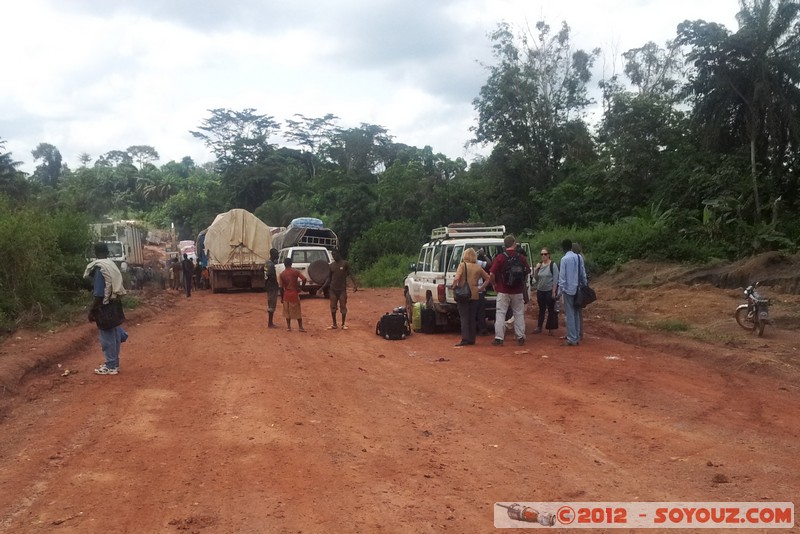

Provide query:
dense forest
left=1, top=0, right=799, bottom=330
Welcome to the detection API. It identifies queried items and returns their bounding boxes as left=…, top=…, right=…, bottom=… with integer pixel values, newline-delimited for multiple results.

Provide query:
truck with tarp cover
left=203, top=209, right=272, bottom=293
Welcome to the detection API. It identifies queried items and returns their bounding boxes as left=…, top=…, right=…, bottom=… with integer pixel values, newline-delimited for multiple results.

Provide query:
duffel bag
left=375, top=312, right=411, bottom=340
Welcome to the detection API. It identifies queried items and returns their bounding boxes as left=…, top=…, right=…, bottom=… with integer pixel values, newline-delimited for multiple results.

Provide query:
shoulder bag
left=95, top=298, right=126, bottom=330
left=575, top=256, right=597, bottom=308
left=454, top=262, right=472, bottom=303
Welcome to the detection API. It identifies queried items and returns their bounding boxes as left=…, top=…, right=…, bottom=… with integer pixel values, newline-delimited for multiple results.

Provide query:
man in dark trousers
left=181, top=253, right=194, bottom=297
left=323, top=250, right=358, bottom=330
left=264, top=248, right=280, bottom=328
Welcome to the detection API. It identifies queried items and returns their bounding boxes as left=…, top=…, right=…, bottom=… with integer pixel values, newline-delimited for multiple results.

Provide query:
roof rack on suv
left=430, top=224, right=506, bottom=240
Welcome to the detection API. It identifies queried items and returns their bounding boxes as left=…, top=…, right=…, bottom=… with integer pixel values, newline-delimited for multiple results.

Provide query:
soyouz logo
left=494, top=502, right=795, bottom=529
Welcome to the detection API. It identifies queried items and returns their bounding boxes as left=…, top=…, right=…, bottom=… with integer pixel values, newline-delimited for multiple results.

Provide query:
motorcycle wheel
left=735, top=307, right=756, bottom=331
left=756, top=320, right=766, bottom=337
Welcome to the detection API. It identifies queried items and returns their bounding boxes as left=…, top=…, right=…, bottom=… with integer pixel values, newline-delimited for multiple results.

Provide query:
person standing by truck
left=278, top=257, right=307, bottom=332
left=170, top=259, right=181, bottom=290
left=264, top=248, right=280, bottom=328
left=323, top=250, right=358, bottom=330
left=181, top=254, right=194, bottom=297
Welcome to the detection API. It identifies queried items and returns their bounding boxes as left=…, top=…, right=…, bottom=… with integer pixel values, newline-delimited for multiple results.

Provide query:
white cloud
left=1, top=0, right=739, bottom=173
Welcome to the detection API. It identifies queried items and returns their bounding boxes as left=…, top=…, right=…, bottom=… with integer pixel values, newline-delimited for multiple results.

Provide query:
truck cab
left=103, top=240, right=128, bottom=272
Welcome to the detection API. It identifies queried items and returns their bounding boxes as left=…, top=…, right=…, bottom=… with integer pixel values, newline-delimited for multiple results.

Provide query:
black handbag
left=576, top=285, right=597, bottom=308
left=95, top=298, right=125, bottom=330
left=575, top=255, right=596, bottom=308
left=454, top=263, right=472, bottom=303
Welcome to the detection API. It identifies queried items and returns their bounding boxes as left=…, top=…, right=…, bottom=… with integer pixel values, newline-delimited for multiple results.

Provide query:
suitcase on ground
left=376, top=312, right=411, bottom=340
left=412, top=302, right=423, bottom=332
left=421, top=307, right=436, bottom=334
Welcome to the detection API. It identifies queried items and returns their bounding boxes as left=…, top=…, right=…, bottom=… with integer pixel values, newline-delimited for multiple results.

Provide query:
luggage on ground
left=412, top=302, right=423, bottom=332
left=421, top=307, right=437, bottom=334
left=376, top=311, right=411, bottom=340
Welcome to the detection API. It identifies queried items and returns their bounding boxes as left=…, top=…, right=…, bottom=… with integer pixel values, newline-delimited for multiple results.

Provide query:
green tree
left=472, top=20, right=599, bottom=228
left=273, top=165, right=314, bottom=202
left=623, top=40, right=683, bottom=99
left=127, top=145, right=160, bottom=170
left=191, top=108, right=281, bottom=170
left=0, top=197, right=92, bottom=330
left=595, top=93, right=693, bottom=214
left=284, top=113, right=340, bottom=178
left=325, top=123, right=394, bottom=180
left=0, top=139, right=30, bottom=201
left=678, top=0, right=800, bottom=222
left=31, top=143, right=63, bottom=188
left=191, top=108, right=285, bottom=210
left=96, top=150, right=133, bottom=167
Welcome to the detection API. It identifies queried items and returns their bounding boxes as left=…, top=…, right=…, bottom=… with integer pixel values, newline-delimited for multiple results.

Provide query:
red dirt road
left=1, top=286, right=799, bottom=532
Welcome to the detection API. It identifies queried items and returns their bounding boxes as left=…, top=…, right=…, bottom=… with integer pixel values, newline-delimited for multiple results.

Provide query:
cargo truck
left=203, top=209, right=272, bottom=293
left=90, top=220, right=146, bottom=274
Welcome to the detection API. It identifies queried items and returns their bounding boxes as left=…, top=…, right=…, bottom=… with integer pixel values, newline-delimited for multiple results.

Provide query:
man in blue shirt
left=557, top=239, right=587, bottom=346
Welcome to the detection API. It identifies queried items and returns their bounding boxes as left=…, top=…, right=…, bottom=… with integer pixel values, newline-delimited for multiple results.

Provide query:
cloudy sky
left=2, top=0, right=739, bottom=174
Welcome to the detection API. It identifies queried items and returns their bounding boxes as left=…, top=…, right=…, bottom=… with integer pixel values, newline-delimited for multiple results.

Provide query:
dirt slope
left=0, top=261, right=799, bottom=532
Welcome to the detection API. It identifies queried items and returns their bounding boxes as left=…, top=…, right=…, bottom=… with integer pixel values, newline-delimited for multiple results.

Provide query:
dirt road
left=1, top=283, right=799, bottom=532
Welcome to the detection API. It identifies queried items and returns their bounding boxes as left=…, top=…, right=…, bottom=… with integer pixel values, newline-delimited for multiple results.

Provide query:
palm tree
left=272, top=167, right=313, bottom=202
left=0, top=139, right=29, bottom=200
left=680, top=0, right=800, bottom=222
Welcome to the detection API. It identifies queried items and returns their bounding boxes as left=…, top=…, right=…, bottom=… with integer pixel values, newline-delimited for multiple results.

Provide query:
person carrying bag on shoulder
left=556, top=239, right=587, bottom=347
left=84, top=242, right=127, bottom=375
left=451, top=248, right=491, bottom=347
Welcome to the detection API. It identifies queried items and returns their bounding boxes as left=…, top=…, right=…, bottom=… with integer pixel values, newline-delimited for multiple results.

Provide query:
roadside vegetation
left=1, top=0, right=799, bottom=334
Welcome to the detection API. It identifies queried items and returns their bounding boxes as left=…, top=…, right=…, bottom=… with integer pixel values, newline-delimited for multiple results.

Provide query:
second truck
left=202, top=209, right=273, bottom=293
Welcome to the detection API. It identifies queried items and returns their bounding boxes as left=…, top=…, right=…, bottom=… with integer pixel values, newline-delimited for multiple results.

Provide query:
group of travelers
left=84, top=233, right=583, bottom=379
left=451, top=234, right=587, bottom=349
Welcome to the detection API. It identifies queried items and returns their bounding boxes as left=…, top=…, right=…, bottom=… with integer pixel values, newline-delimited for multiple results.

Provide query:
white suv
left=404, top=224, right=531, bottom=327
left=275, top=246, right=334, bottom=296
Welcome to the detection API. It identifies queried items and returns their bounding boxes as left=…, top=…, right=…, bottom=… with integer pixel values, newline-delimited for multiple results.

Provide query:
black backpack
left=376, top=311, right=411, bottom=340
left=502, top=252, right=526, bottom=288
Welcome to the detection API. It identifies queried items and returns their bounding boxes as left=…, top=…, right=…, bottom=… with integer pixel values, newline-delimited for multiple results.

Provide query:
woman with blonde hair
left=451, top=247, right=491, bottom=346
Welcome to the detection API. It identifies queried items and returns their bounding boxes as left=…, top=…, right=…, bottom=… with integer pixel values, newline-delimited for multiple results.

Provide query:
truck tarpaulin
left=203, top=209, right=272, bottom=292
left=205, top=209, right=272, bottom=266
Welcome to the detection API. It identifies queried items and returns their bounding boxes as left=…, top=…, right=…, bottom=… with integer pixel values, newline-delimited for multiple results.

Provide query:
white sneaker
left=94, top=364, right=118, bottom=375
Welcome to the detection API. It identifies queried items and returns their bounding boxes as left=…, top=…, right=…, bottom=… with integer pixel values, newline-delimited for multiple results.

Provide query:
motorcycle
left=734, top=282, right=771, bottom=336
